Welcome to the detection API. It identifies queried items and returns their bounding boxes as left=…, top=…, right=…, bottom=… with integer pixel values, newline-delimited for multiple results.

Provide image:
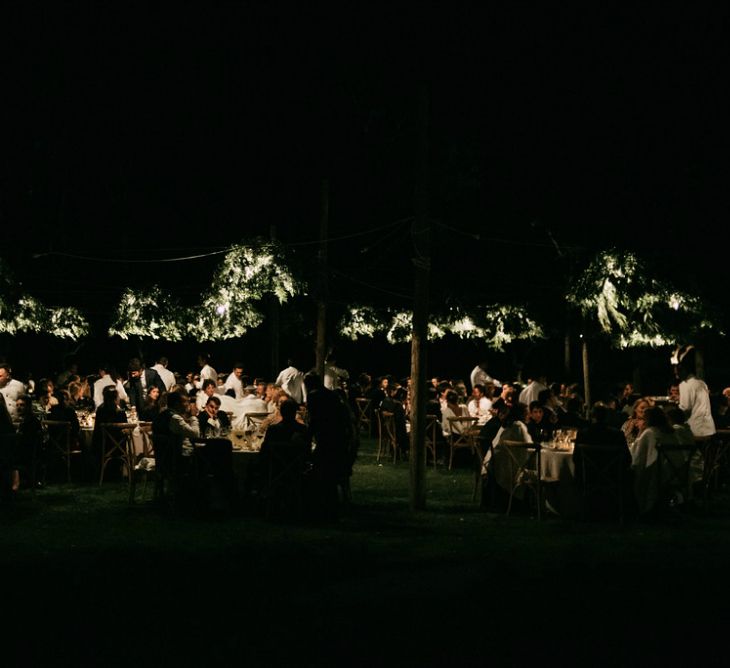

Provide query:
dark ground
left=3, top=437, right=729, bottom=666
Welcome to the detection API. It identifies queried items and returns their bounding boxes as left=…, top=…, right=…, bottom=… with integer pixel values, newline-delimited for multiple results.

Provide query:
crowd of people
left=0, top=344, right=726, bottom=519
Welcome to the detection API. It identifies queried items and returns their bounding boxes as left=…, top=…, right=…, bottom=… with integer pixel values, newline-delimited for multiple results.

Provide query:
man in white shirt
left=197, top=379, right=219, bottom=411
left=275, top=359, right=307, bottom=405
left=93, top=365, right=129, bottom=408
left=467, top=384, right=492, bottom=426
left=197, top=353, right=218, bottom=388
left=223, top=362, right=245, bottom=399
left=674, top=345, right=715, bottom=438
left=0, top=363, right=25, bottom=419
left=152, top=356, right=176, bottom=392
left=470, top=362, right=501, bottom=391
left=519, top=375, right=548, bottom=407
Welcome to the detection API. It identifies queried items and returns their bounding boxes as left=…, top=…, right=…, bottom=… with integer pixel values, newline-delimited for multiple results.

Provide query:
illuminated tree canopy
left=338, top=304, right=545, bottom=351
left=567, top=249, right=719, bottom=348
left=0, top=260, right=90, bottom=340
left=107, top=240, right=299, bottom=341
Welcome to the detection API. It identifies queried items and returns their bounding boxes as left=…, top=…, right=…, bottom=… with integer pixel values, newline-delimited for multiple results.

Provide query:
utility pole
left=269, top=224, right=280, bottom=379
left=315, top=179, right=329, bottom=378
left=409, top=84, right=429, bottom=511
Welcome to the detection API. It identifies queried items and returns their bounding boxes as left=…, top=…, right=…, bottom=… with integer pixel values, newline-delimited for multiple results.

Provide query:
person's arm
left=169, top=412, right=200, bottom=440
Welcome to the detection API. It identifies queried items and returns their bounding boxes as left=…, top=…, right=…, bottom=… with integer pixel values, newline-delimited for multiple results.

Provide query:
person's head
left=358, top=373, right=372, bottom=389
left=303, top=372, right=323, bottom=394
left=102, top=386, right=119, bottom=409
left=537, top=388, right=555, bottom=407
left=501, top=385, right=517, bottom=405
left=147, top=386, right=160, bottom=402
left=0, top=363, right=12, bottom=386
left=68, top=380, right=82, bottom=400
left=279, top=398, right=298, bottom=423
left=632, top=398, right=651, bottom=420
left=622, top=383, right=634, bottom=398
left=445, top=390, right=460, bottom=407
left=166, top=391, right=189, bottom=415
left=379, top=376, right=390, bottom=390
left=506, top=402, right=528, bottom=425
left=668, top=382, right=680, bottom=402
left=16, top=396, right=31, bottom=417
left=156, top=356, right=169, bottom=368
left=202, top=379, right=217, bottom=397
left=645, top=406, right=672, bottom=432
left=39, top=378, right=54, bottom=394
left=128, top=358, right=143, bottom=379
left=672, top=344, right=697, bottom=381
left=528, top=401, right=544, bottom=423
left=590, top=401, right=610, bottom=425
left=255, top=379, right=266, bottom=397
left=472, top=384, right=485, bottom=400
left=666, top=407, right=687, bottom=426
left=54, top=389, right=69, bottom=409
left=205, top=395, right=221, bottom=418
left=232, top=364, right=244, bottom=379
left=197, top=353, right=210, bottom=368
left=265, top=383, right=277, bottom=402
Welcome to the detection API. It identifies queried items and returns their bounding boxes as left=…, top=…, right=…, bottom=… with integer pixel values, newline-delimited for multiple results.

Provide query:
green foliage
left=108, top=240, right=298, bottom=341
left=567, top=249, right=720, bottom=348
left=338, top=304, right=545, bottom=350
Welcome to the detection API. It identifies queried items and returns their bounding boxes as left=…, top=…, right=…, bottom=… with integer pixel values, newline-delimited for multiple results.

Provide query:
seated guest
left=380, top=385, right=409, bottom=457
left=264, top=384, right=282, bottom=413
left=0, top=394, right=18, bottom=500
left=559, top=397, right=590, bottom=430
left=573, top=402, right=633, bottom=520
left=441, top=390, right=468, bottom=437
left=260, top=398, right=311, bottom=456
left=37, top=378, right=58, bottom=412
left=492, top=402, right=532, bottom=449
left=92, top=387, right=128, bottom=462
left=48, top=390, right=81, bottom=439
left=198, top=396, right=231, bottom=439
left=254, top=378, right=267, bottom=400
left=14, top=396, right=43, bottom=490
left=196, top=379, right=219, bottom=411
left=629, top=406, right=675, bottom=514
left=467, top=384, right=492, bottom=426
left=526, top=400, right=554, bottom=443
left=621, top=397, right=651, bottom=445
left=140, top=386, right=162, bottom=422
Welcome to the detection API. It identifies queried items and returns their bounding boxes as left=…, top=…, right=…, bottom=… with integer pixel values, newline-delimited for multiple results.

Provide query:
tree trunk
left=269, top=225, right=280, bottom=379
left=315, top=179, right=328, bottom=378
left=582, top=338, right=591, bottom=415
left=409, top=83, right=429, bottom=511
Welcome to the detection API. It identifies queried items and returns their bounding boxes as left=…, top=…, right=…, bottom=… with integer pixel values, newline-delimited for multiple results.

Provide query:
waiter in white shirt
left=152, top=356, right=176, bottom=392
left=223, top=362, right=245, bottom=399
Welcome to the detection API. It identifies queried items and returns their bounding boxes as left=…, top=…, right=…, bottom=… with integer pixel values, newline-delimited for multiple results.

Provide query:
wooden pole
left=315, top=179, right=329, bottom=378
left=409, top=84, right=429, bottom=511
left=581, top=337, right=591, bottom=415
left=269, top=225, right=280, bottom=379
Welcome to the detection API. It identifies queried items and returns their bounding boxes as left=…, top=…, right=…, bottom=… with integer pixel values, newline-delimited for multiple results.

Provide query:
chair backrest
left=378, top=410, right=397, bottom=441
left=655, top=442, right=697, bottom=496
left=355, top=397, right=371, bottom=420
left=100, top=422, right=135, bottom=453
left=498, top=440, right=538, bottom=481
left=447, top=416, right=478, bottom=444
left=574, top=443, right=628, bottom=521
left=245, top=412, right=269, bottom=433
left=265, top=439, right=309, bottom=487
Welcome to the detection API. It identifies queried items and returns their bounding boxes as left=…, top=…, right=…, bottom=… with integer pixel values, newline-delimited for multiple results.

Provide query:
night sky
left=3, top=5, right=729, bottom=379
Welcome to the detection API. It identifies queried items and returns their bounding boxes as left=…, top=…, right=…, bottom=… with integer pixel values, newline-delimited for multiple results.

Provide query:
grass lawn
left=3, top=437, right=729, bottom=666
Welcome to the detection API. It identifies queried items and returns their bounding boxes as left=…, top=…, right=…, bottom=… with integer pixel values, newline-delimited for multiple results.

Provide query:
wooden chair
left=355, top=397, right=372, bottom=437
left=42, top=420, right=82, bottom=483
left=244, top=412, right=270, bottom=433
left=573, top=443, right=628, bottom=523
left=375, top=409, right=398, bottom=463
left=699, top=432, right=730, bottom=504
left=446, top=416, right=479, bottom=470
left=656, top=441, right=699, bottom=505
left=423, top=414, right=440, bottom=469
left=260, top=439, right=309, bottom=519
left=99, top=423, right=137, bottom=502
left=498, top=440, right=543, bottom=520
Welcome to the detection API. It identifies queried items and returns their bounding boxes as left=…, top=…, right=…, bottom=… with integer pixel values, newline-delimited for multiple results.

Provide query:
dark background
left=2, top=5, right=729, bottom=391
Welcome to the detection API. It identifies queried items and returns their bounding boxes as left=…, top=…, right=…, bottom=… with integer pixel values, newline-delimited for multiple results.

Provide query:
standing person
left=673, top=345, right=716, bottom=439
left=519, top=372, right=548, bottom=407
left=470, top=361, right=501, bottom=391
left=275, top=359, right=307, bottom=405
left=93, top=365, right=129, bottom=408
left=0, top=363, right=26, bottom=420
left=303, top=372, right=352, bottom=520
left=152, top=356, right=176, bottom=392
left=197, top=353, right=218, bottom=387
left=324, top=356, right=349, bottom=391
left=125, top=358, right=166, bottom=413
left=223, top=362, right=245, bottom=399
